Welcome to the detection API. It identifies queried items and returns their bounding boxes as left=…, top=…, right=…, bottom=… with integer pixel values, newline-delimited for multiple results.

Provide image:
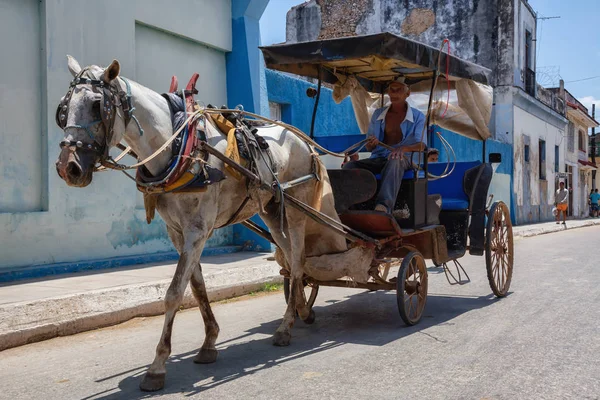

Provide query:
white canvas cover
left=334, top=76, right=493, bottom=141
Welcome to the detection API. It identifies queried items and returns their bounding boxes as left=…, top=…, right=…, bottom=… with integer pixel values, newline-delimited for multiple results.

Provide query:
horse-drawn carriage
left=257, top=32, right=514, bottom=326
left=55, top=32, right=514, bottom=391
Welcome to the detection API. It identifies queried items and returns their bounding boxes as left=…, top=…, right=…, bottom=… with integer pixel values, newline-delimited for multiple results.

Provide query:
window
left=568, top=122, right=575, bottom=152
left=525, top=30, right=533, bottom=70
left=554, top=145, right=559, bottom=173
left=578, top=129, right=586, bottom=152
left=269, top=102, right=281, bottom=121
left=539, top=140, right=546, bottom=180
left=524, top=144, right=530, bottom=162
left=524, top=30, right=535, bottom=97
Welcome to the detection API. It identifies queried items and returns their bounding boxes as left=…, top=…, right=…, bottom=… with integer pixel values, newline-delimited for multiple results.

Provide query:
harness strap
left=219, top=195, right=252, bottom=228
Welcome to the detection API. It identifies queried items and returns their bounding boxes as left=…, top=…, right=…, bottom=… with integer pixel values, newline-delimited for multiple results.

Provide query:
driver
left=343, top=77, right=426, bottom=215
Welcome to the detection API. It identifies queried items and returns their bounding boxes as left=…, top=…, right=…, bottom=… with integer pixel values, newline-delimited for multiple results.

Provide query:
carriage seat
left=373, top=161, right=481, bottom=211
left=428, top=161, right=481, bottom=211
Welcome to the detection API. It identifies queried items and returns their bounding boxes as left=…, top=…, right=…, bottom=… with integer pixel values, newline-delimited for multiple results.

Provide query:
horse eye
left=92, top=101, right=101, bottom=116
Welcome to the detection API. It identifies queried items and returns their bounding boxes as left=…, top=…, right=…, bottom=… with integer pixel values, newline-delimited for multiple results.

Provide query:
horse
left=54, top=56, right=348, bottom=391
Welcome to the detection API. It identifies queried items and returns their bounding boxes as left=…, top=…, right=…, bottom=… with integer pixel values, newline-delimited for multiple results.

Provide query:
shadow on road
left=86, top=290, right=499, bottom=399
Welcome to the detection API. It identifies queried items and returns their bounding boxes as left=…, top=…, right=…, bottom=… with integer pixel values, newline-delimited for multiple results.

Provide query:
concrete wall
left=286, top=0, right=524, bottom=86
left=513, top=104, right=566, bottom=223
left=0, top=0, right=265, bottom=275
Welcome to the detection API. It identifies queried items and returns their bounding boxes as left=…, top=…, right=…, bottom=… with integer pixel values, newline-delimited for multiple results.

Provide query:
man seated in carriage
left=343, top=76, right=426, bottom=215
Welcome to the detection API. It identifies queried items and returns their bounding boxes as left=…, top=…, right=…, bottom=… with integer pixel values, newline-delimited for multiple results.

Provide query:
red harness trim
left=136, top=74, right=202, bottom=191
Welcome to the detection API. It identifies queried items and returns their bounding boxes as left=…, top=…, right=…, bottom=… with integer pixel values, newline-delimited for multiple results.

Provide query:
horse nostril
left=66, top=161, right=82, bottom=179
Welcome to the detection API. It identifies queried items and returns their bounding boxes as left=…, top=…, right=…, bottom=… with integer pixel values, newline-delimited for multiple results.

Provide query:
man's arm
left=364, top=110, right=381, bottom=152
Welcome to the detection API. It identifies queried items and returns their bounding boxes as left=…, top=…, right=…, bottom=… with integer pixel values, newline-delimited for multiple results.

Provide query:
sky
left=259, top=0, right=600, bottom=115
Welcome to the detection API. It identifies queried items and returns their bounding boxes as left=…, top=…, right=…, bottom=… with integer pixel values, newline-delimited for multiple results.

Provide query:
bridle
left=56, top=67, right=143, bottom=167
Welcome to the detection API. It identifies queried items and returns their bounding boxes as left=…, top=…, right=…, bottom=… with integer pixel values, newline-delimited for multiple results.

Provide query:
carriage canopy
left=260, top=32, right=494, bottom=141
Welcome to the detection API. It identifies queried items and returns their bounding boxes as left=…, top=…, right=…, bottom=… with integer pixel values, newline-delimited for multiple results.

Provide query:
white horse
left=55, top=56, right=347, bottom=391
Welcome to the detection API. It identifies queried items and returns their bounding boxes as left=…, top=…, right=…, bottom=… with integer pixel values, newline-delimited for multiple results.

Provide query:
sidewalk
left=2, top=218, right=600, bottom=352
left=512, top=217, right=600, bottom=238
left=0, top=252, right=281, bottom=351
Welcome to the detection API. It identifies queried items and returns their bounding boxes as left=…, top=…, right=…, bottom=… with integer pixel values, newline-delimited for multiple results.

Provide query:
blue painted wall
left=429, top=127, right=513, bottom=176
left=266, top=70, right=361, bottom=137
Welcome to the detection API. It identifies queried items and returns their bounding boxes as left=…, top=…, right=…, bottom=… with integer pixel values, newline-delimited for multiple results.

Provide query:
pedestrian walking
left=590, top=189, right=600, bottom=218
left=555, top=181, right=568, bottom=225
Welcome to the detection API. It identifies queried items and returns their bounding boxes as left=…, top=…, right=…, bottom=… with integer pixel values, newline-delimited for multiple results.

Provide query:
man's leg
left=342, top=157, right=387, bottom=175
left=376, top=158, right=411, bottom=213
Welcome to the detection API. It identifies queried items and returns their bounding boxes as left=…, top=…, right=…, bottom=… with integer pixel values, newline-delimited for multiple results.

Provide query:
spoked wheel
left=485, top=201, right=514, bottom=297
left=396, top=251, right=428, bottom=326
left=283, top=277, right=319, bottom=324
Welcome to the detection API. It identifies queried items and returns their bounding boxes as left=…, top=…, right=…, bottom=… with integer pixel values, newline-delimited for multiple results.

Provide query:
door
left=567, top=165, right=574, bottom=216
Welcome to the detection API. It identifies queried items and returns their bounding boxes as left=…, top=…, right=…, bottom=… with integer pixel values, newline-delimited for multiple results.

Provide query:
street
left=1, top=226, right=599, bottom=400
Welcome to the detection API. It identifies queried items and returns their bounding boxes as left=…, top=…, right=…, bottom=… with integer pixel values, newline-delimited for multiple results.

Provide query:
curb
left=0, top=263, right=282, bottom=352
left=513, top=219, right=600, bottom=239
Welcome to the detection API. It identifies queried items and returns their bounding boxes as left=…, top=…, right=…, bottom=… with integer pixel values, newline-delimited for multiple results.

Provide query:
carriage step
left=442, top=259, right=471, bottom=285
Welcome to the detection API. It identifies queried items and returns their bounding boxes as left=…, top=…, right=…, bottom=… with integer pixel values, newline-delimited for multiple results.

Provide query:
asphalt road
left=2, top=226, right=600, bottom=400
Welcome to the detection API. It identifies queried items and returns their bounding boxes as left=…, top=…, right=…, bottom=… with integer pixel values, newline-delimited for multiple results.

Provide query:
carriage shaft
left=200, top=141, right=379, bottom=246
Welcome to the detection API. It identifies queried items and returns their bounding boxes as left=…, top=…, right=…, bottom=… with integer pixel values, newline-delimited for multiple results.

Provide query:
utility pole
left=592, top=104, right=597, bottom=190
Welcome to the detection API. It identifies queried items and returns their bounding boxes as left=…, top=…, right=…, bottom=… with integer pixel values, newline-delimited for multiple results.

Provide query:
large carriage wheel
left=485, top=201, right=514, bottom=297
left=283, top=277, right=319, bottom=324
left=396, top=251, right=428, bottom=326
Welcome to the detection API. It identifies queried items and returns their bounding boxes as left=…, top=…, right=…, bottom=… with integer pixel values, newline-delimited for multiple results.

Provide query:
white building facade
left=0, top=0, right=270, bottom=279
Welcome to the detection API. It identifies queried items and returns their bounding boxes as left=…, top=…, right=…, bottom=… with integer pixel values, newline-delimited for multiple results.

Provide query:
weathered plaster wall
left=513, top=0, right=536, bottom=90
left=513, top=105, right=565, bottom=224
left=286, top=0, right=520, bottom=83
left=0, top=0, right=267, bottom=274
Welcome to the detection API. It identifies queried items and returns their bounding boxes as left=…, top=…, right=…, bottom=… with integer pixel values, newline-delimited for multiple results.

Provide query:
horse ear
left=103, top=59, right=120, bottom=83
left=67, top=55, right=82, bottom=77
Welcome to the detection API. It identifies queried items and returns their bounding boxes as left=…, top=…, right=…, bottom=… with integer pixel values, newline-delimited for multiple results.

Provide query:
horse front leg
left=190, top=264, right=220, bottom=364
left=140, top=229, right=209, bottom=392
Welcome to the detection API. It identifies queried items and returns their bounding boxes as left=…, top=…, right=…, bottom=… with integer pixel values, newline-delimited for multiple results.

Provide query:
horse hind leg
left=190, top=264, right=220, bottom=364
left=140, top=231, right=209, bottom=392
left=272, top=208, right=309, bottom=346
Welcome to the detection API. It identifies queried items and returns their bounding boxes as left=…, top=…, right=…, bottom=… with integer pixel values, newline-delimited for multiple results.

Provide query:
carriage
left=55, top=33, right=514, bottom=391
left=252, top=32, right=514, bottom=326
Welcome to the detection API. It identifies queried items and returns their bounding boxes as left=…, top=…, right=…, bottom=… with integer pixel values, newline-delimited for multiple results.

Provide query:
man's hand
left=365, top=135, right=379, bottom=151
left=388, top=147, right=405, bottom=160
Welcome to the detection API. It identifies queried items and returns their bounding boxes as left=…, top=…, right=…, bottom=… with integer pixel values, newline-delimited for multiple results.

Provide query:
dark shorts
left=591, top=204, right=599, bottom=211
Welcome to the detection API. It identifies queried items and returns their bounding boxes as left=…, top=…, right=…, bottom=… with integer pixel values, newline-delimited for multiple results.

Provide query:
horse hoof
left=193, top=348, right=218, bottom=364
left=302, top=309, right=316, bottom=325
left=139, top=372, right=166, bottom=392
left=272, top=331, right=291, bottom=347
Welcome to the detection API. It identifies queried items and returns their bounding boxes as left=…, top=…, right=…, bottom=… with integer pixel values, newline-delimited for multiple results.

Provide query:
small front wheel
left=396, top=251, right=428, bottom=326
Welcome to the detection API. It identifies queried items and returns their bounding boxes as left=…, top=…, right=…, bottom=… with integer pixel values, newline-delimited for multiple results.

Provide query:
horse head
left=55, top=56, right=126, bottom=187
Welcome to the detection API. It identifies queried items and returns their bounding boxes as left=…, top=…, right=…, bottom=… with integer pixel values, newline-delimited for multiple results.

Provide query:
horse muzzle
left=56, top=147, right=94, bottom=187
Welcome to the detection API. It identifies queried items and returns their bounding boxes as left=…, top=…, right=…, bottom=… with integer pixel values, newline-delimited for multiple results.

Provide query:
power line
left=565, top=76, right=600, bottom=84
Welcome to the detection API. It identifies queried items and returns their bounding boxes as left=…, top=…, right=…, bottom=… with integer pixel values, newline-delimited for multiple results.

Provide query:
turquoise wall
left=266, top=70, right=361, bottom=137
